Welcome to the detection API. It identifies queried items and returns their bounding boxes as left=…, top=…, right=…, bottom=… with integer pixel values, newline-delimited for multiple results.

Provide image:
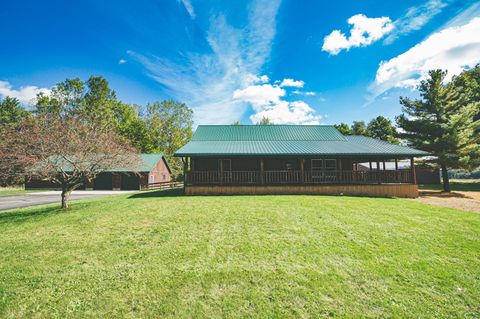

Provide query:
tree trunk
left=61, top=186, right=72, bottom=209
left=441, top=163, right=450, bottom=192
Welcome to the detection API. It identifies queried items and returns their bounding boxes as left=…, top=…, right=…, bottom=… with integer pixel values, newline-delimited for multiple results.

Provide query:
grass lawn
left=0, top=190, right=479, bottom=318
left=419, top=179, right=480, bottom=192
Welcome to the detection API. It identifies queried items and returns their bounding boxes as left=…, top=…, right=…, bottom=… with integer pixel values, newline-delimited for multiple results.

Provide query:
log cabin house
left=174, top=125, right=429, bottom=198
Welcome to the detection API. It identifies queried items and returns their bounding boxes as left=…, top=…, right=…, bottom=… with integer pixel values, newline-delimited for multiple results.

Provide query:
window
left=311, top=159, right=323, bottom=170
left=149, top=175, right=154, bottom=184
left=162, top=174, right=166, bottom=181
left=325, top=159, right=337, bottom=171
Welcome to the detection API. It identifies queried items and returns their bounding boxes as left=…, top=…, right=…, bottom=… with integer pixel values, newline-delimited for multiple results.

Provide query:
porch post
left=410, top=157, right=417, bottom=184
left=183, top=157, right=188, bottom=184
left=260, top=158, right=264, bottom=185
left=300, top=158, right=305, bottom=184
left=219, top=158, right=224, bottom=185
left=377, top=160, right=381, bottom=184
left=338, top=158, right=342, bottom=183
left=395, top=158, right=399, bottom=182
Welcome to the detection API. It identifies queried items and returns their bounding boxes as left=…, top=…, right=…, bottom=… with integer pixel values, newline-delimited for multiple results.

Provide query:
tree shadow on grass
left=128, top=188, right=185, bottom=198
left=0, top=205, right=67, bottom=224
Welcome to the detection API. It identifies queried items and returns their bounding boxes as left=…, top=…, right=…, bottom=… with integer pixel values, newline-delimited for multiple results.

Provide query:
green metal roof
left=174, top=125, right=429, bottom=157
left=191, top=125, right=346, bottom=141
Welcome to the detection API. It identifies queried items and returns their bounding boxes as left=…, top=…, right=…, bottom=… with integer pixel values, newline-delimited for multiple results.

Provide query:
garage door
left=121, top=174, right=140, bottom=190
left=94, top=173, right=113, bottom=190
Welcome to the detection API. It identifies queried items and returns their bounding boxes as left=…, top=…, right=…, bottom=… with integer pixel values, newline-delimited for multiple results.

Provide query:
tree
left=35, top=76, right=118, bottom=130
left=256, top=117, right=273, bottom=125
left=334, top=122, right=352, bottom=135
left=113, top=103, right=152, bottom=152
left=452, top=64, right=480, bottom=124
left=351, top=121, right=367, bottom=136
left=231, top=121, right=242, bottom=125
left=397, top=70, right=480, bottom=192
left=0, top=97, right=30, bottom=126
left=145, top=100, right=193, bottom=177
left=366, top=116, right=399, bottom=144
left=1, top=117, right=140, bottom=208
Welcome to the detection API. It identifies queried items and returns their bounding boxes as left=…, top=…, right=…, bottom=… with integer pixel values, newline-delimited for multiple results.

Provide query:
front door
left=121, top=174, right=140, bottom=190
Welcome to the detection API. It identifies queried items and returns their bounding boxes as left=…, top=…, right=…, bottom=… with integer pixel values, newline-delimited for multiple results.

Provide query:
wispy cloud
left=118, top=59, right=126, bottom=64
left=130, top=0, right=282, bottom=124
left=384, top=0, right=448, bottom=44
left=178, top=0, right=195, bottom=19
left=0, top=80, right=50, bottom=105
left=279, top=78, right=304, bottom=88
left=369, top=15, right=480, bottom=101
left=322, top=14, right=394, bottom=55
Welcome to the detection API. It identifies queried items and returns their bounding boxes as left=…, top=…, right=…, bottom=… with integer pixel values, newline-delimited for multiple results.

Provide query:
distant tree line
left=334, top=116, right=399, bottom=144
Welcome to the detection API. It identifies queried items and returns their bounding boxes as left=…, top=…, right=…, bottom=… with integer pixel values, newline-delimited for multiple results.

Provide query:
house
left=174, top=125, right=429, bottom=198
left=25, top=154, right=171, bottom=191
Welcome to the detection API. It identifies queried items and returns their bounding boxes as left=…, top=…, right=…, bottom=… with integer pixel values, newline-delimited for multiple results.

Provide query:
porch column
left=300, top=158, right=305, bottom=184
left=395, top=158, right=399, bottom=182
left=183, top=157, right=188, bottom=184
left=219, top=158, right=224, bottom=185
left=377, top=160, right=381, bottom=184
left=410, top=157, right=417, bottom=184
left=338, top=158, right=342, bottom=183
left=260, top=158, right=264, bottom=185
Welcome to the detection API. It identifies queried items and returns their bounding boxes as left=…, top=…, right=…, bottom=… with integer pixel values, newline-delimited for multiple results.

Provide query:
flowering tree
left=0, top=117, right=140, bottom=208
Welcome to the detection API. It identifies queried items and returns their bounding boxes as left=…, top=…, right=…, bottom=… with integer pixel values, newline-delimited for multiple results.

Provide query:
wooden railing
left=148, top=181, right=184, bottom=190
left=186, top=170, right=414, bottom=185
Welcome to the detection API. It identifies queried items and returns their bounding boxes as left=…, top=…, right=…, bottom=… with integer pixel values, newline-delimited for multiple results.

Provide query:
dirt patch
left=415, top=189, right=480, bottom=213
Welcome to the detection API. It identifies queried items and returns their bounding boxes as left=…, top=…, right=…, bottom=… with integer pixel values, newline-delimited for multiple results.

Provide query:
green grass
left=419, top=179, right=480, bottom=192
left=0, top=186, right=47, bottom=196
left=0, top=190, right=479, bottom=318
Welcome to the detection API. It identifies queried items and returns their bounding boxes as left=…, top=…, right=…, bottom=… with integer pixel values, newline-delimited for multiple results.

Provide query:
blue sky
left=1, top=0, right=479, bottom=125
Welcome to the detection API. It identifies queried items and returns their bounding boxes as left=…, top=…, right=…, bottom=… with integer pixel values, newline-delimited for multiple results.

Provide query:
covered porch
left=183, top=156, right=417, bottom=186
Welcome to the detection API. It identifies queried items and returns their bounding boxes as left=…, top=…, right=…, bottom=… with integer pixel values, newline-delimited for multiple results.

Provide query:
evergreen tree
left=367, top=116, right=399, bottom=144
left=0, top=97, right=30, bottom=126
left=397, top=70, right=480, bottom=192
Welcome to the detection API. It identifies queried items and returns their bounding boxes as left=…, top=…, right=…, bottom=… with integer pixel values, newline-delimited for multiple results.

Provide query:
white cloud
left=118, top=59, right=126, bottom=64
left=0, top=81, right=50, bottom=105
left=292, top=90, right=316, bottom=96
left=280, top=78, right=304, bottom=88
left=384, top=0, right=448, bottom=44
left=322, top=14, right=394, bottom=55
left=130, top=0, right=281, bottom=124
left=371, top=17, right=480, bottom=98
left=233, top=81, right=321, bottom=125
left=233, top=84, right=285, bottom=109
left=178, top=0, right=195, bottom=19
left=249, top=100, right=321, bottom=125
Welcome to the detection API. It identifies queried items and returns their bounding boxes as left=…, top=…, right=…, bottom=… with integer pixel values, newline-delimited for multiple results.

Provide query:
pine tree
left=397, top=70, right=480, bottom=192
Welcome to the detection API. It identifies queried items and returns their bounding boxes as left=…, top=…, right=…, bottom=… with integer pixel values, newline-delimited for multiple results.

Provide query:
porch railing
left=186, top=170, right=414, bottom=185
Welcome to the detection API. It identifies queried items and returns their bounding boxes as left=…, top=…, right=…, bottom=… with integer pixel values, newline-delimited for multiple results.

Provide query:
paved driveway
left=0, top=190, right=134, bottom=211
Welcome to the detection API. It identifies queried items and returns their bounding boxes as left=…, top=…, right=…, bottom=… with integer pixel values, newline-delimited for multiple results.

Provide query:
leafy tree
left=367, top=116, right=399, bottom=144
left=351, top=120, right=367, bottom=136
left=397, top=69, right=480, bottom=192
left=35, top=76, right=118, bottom=129
left=334, top=122, right=352, bottom=135
left=145, top=100, right=193, bottom=177
left=113, top=103, right=152, bottom=152
left=1, top=116, right=139, bottom=208
left=0, top=97, right=30, bottom=126
left=231, top=121, right=242, bottom=125
left=256, top=117, right=273, bottom=125
left=451, top=64, right=480, bottom=123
